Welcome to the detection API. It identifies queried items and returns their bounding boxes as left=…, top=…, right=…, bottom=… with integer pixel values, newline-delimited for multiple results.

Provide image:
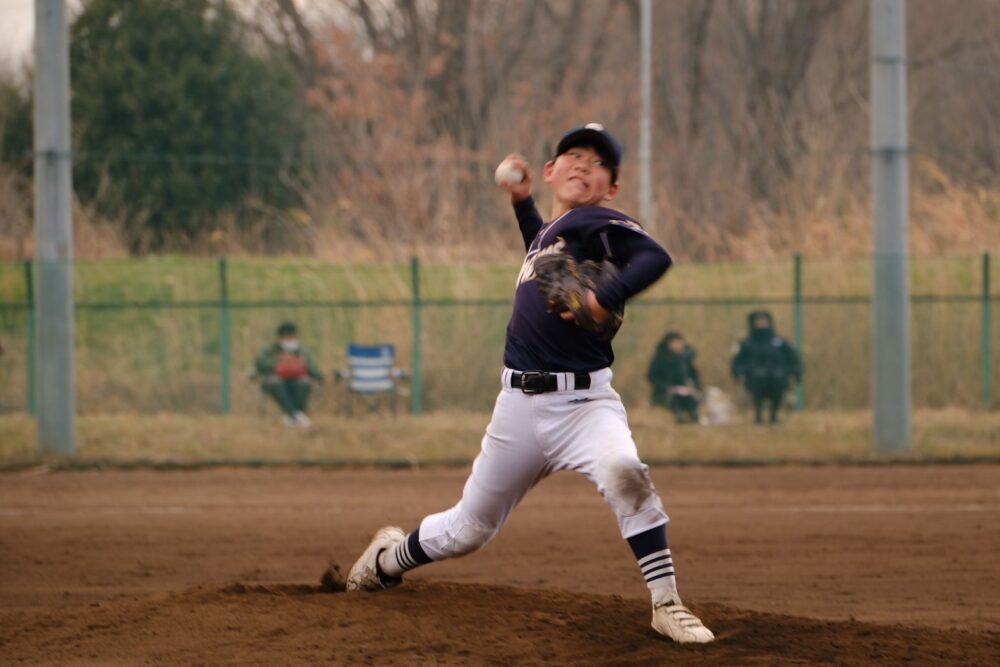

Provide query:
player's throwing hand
left=495, top=153, right=533, bottom=203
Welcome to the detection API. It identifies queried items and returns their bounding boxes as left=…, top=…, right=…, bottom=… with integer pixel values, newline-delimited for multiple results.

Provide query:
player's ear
left=542, top=159, right=557, bottom=183
left=602, top=182, right=619, bottom=202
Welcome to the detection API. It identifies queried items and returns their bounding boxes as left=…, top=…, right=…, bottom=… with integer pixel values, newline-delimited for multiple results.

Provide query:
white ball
left=494, top=160, right=525, bottom=186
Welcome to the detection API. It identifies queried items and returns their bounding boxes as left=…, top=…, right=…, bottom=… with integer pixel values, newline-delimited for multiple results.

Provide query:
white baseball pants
left=418, top=368, right=669, bottom=561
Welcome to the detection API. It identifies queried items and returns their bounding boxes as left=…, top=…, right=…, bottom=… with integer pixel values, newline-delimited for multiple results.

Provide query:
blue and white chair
left=335, top=343, right=409, bottom=415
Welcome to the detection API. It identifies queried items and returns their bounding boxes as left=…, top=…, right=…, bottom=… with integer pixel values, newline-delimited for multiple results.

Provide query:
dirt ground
left=1, top=465, right=998, bottom=665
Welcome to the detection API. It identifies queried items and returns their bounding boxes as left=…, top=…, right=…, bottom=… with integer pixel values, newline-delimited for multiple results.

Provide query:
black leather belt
left=510, top=371, right=591, bottom=394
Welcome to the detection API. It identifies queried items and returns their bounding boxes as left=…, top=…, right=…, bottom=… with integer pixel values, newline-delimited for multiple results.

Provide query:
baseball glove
left=533, top=252, right=623, bottom=340
left=275, top=354, right=308, bottom=380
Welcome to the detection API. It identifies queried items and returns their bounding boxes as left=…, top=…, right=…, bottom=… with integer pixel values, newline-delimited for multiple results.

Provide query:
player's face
left=543, top=146, right=618, bottom=209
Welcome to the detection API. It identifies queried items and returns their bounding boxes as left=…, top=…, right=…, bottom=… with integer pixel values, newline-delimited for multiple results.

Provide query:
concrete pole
left=638, top=0, right=653, bottom=227
left=33, top=0, right=76, bottom=456
left=870, top=0, right=911, bottom=453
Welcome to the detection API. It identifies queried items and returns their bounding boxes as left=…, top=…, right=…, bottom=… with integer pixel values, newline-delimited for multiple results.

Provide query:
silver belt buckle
left=518, top=371, right=546, bottom=394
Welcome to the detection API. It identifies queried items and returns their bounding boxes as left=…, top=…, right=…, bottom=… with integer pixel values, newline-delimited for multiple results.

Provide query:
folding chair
left=335, top=343, right=409, bottom=415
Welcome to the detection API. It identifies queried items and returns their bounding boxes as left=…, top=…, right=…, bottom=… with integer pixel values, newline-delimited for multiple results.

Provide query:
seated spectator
left=647, top=331, right=703, bottom=424
left=731, top=310, right=802, bottom=424
left=255, top=321, right=323, bottom=427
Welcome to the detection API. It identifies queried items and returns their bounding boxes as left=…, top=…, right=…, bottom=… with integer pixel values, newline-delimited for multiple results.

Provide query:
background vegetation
left=68, top=0, right=308, bottom=253
left=0, top=0, right=998, bottom=260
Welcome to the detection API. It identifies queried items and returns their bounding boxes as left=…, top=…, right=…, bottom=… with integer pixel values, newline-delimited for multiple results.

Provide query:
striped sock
left=627, top=525, right=678, bottom=603
left=378, top=527, right=433, bottom=577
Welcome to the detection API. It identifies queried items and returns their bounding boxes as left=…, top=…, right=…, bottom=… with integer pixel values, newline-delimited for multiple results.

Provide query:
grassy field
left=0, top=253, right=992, bottom=302
left=0, top=254, right=996, bottom=417
left=2, top=408, right=998, bottom=469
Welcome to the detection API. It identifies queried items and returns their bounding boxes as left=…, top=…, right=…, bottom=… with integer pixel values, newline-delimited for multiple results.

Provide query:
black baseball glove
left=533, top=252, right=624, bottom=340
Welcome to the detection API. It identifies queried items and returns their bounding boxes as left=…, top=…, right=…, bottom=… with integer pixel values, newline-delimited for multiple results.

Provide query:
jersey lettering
left=515, top=237, right=567, bottom=288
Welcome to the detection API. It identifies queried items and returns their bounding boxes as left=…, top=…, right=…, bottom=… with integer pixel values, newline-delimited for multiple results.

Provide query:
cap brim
left=556, top=129, right=620, bottom=170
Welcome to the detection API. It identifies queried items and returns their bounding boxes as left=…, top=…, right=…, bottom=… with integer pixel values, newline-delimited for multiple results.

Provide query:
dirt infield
left=2, top=465, right=998, bottom=665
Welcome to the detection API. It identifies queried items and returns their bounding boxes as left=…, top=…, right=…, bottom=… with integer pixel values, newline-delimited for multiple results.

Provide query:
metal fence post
left=410, top=256, right=423, bottom=415
left=219, top=257, right=231, bottom=414
left=24, top=260, right=36, bottom=415
left=793, top=254, right=805, bottom=410
left=983, top=253, right=992, bottom=409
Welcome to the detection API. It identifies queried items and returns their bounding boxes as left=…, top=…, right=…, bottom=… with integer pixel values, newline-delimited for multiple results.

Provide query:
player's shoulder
left=564, top=206, right=648, bottom=235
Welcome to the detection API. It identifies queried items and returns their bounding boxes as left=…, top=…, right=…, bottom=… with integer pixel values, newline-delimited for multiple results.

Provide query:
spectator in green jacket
left=255, top=321, right=323, bottom=427
left=647, top=331, right=703, bottom=424
left=731, top=311, right=802, bottom=424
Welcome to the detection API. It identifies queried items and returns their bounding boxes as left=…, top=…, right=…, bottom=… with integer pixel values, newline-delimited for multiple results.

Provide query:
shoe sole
left=651, top=618, right=715, bottom=643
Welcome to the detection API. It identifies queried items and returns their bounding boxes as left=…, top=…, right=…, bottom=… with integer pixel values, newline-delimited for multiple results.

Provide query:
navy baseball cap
left=555, top=122, right=623, bottom=182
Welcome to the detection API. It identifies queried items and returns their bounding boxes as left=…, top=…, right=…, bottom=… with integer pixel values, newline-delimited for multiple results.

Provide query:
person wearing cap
left=254, top=321, right=323, bottom=427
left=343, top=124, right=715, bottom=645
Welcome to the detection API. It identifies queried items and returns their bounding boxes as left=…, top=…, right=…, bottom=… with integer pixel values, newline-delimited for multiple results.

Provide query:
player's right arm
left=513, top=198, right=544, bottom=250
left=497, top=153, right=543, bottom=250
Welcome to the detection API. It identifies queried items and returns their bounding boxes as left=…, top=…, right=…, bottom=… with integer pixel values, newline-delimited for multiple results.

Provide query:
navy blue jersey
left=503, top=197, right=672, bottom=372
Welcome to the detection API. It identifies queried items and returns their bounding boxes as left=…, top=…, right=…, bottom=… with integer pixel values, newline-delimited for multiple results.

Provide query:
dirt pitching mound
left=2, top=579, right=996, bottom=666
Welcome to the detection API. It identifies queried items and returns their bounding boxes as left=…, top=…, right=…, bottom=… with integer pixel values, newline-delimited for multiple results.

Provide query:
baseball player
left=345, top=123, right=714, bottom=644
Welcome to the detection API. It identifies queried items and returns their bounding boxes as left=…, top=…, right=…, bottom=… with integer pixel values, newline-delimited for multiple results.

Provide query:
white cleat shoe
left=345, top=526, right=405, bottom=592
left=293, top=411, right=312, bottom=428
left=651, top=594, right=715, bottom=644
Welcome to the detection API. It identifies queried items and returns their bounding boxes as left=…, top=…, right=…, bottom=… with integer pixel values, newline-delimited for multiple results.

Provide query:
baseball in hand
left=494, top=159, right=525, bottom=187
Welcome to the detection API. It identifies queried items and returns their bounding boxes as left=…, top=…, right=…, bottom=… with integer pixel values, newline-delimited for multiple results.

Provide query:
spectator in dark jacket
left=731, top=311, right=802, bottom=424
left=647, top=331, right=703, bottom=423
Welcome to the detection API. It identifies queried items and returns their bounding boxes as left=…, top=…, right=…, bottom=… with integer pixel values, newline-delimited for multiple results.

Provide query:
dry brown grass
left=1, top=156, right=998, bottom=264
left=1, top=408, right=997, bottom=469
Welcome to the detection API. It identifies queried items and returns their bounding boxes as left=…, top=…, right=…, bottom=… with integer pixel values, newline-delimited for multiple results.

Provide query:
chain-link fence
left=0, top=254, right=995, bottom=416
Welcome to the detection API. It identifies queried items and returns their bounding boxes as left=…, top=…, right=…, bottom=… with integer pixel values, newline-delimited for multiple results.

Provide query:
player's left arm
left=590, top=230, right=672, bottom=314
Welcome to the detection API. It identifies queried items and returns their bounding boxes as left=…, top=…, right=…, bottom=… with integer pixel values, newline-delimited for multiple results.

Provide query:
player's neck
left=550, top=200, right=586, bottom=221
left=550, top=197, right=612, bottom=221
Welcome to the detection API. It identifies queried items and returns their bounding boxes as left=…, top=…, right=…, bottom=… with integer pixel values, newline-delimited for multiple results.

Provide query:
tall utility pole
left=638, top=0, right=653, bottom=227
left=34, top=0, right=76, bottom=456
left=870, top=0, right=911, bottom=453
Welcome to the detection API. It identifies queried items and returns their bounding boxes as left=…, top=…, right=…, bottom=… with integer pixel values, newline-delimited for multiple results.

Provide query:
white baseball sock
left=627, top=525, right=679, bottom=604
left=378, top=529, right=432, bottom=577
left=637, top=548, right=678, bottom=603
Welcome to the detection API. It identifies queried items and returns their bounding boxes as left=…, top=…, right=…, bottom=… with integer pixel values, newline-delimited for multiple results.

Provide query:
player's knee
left=448, top=521, right=497, bottom=557
left=597, top=455, right=656, bottom=514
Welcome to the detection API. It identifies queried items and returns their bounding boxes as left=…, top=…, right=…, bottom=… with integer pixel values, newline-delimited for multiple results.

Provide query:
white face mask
left=279, top=339, right=300, bottom=352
